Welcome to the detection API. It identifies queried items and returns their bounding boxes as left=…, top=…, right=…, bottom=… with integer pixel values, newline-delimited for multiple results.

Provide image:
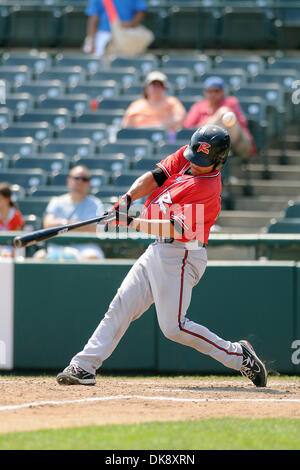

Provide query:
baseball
left=222, top=111, right=237, bottom=128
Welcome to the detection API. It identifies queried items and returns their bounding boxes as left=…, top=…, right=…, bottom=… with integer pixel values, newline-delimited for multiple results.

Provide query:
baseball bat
left=13, top=213, right=109, bottom=249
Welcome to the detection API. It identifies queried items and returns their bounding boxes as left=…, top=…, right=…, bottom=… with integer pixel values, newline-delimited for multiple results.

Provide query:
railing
left=2, top=231, right=300, bottom=260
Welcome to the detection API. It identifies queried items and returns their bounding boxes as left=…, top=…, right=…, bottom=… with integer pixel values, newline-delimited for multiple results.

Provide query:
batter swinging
left=57, top=125, right=267, bottom=387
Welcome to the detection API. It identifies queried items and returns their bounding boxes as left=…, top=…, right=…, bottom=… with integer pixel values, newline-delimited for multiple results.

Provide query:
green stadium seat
left=37, top=94, right=89, bottom=114
left=54, top=53, right=105, bottom=74
left=0, top=169, right=47, bottom=189
left=195, top=69, right=248, bottom=91
left=17, top=198, right=50, bottom=218
left=153, top=68, right=192, bottom=91
left=97, top=97, right=139, bottom=111
left=175, top=128, right=197, bottom=142
left=18, top=108, right=71, bottom=129
left=267, top=219, right=300, bottom=233
left=88, top=67, right=139, bottom=88
left=109, top=55, right=159, bottom=73
left=99, top=140, right=154, bottom=159
left=0, top=108, right=13, bottom=129
left=156, top=142, right=185, bottom=158
left=71, top=154, right=129, bottom=174
left=161, top=54, right=212, bottom=77
left=177, top=86, right=204, bottom=98
left=0, top=5, right=12, bottom=47
left=5, top=93, right=34, bottom=115
left=67, top=81, right=120, bottom=99
left=57, top=124, right=108, bottom=143
left=36, top=66, right=86, bottom=87
left=28, top=186, right=69, bottom=198
left=50, top=169, right=109, bottom=189
left=213, top=55, right=265, bottom=77
left=93, top=186, right=127, bottom=199
left=15, top=81, right=66, bottom=99
left=41, top=138, right=95, bottom=158
left=1, top=122, right=53, bottom=142
left=0, top=137, right=37, bottom=157
left=112, top=171, right=143, bottom=187
left=267, top=56, right=300, bottom=73
left=167, top=3, right=221, bottom=49
left=0, top=152, right=9, bottom=169
left=12, top=154, right=68, bottom=173
left=116, top=128, right=167, bottom=145
left=132, top=157, right=160, bottom=172
left=75, top=110, right=124, bottom=126
left=1, top=51, right=50, bottom=73
left=23, top=214, right=42, bottom=231
left=250, top=69, right=299, bottom=91
left=0, top=66, right=32, bottom=86
left=284, top=202, right=300, bottom=218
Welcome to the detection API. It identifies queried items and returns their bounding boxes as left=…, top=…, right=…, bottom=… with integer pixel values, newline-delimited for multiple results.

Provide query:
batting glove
left=102, top=209, right=134, bottom=231
left=112, top=193, right=132, bottom=214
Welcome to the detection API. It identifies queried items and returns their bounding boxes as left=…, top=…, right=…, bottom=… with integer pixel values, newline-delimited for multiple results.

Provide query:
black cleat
left=56, top=364, right=96, bottom=386
left=239, top=340, right=267, bottom=387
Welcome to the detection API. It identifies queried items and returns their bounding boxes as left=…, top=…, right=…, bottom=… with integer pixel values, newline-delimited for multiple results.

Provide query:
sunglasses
left=205, top=88, right=223, bottom=93
left=70, top=176, right=90, bottom=182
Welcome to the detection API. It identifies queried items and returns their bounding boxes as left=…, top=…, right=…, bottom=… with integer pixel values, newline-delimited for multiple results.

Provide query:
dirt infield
left=0, top=376, right=299, bottom=434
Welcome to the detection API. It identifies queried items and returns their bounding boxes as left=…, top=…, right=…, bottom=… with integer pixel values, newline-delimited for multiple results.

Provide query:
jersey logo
left=156, top=191, right=172, bottom=214
left=197, top=142, right=211, bottom=154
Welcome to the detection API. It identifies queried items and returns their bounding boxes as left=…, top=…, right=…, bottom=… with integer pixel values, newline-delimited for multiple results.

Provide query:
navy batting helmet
left=183, top=125, right=231, bottom=170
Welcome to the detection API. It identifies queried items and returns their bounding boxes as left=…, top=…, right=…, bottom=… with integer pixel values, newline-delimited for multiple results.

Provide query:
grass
left=0, top=418, right=300, bottom=450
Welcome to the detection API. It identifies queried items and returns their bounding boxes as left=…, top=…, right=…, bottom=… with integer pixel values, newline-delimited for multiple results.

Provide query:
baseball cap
left=203, top=76, right=225, bottom=90
left=144, top=71, right=168, bottom=87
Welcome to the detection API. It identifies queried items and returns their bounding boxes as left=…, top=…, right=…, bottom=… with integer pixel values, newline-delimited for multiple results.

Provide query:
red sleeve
left=156, top=146, right=189, bottom=177
left=13, top=210, right=25, bottom=229
left=183, top=102, right=204, bottom=128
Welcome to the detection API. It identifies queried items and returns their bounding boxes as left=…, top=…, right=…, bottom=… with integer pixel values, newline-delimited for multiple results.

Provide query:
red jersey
left=142, top=146, right=222, bottom=244
left=0, top=208, right=24, bottom=231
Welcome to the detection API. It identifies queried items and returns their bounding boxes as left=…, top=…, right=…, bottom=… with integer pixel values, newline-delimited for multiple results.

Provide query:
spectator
left=83, top=0, right=147, bottom=57
left=34, top=166, right=105, bottom=261
left=0, top=182, right=24, bottom=257
left=121, top=71, right=186, bottom=132
left=0, top=183, right=24, bottom=231
left=184, top=76, right=256, bottom=159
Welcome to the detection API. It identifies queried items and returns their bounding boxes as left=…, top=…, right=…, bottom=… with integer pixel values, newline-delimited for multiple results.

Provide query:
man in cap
left=121, top=71, right=186, bottom=131
left=184, top=76, right=255, bottom=159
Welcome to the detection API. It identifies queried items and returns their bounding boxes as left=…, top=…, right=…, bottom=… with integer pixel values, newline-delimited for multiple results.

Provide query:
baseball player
left=57, top=125, right=267, bottom=388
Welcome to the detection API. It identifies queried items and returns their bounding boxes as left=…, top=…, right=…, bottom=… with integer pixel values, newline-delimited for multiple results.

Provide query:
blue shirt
left=45, top=194, right=104, bottom=222
left=85, top=0, right=147, bottom=32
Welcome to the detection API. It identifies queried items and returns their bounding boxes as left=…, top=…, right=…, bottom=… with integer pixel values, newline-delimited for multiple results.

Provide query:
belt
left=156, top=237, right=206, bottom=249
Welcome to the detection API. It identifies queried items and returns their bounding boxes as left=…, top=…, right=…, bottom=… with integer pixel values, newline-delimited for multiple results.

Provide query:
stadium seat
left=154, top=68, right=192, bottom=91
left=17, top=198, right=50, bottom=218
left=28, top=186, right=69, bottom=198
left=213, top=55, right=265, bottom=77
left=0, top=66, right=32, bottom=86
left=0, top=152, right=9, bottom=169
left=54, top=53, right=105, bottom=74
left=97, top=97, right=139, bottom=111
left=195, top=69, right=248, bottom=91
left=0, top=169, right=47, bottom=189
left=267, top=219, right=300, bottom=233
left=93, top=186, right=127, bottom=199
left=109, top=55, right=159, bottom=73
left=167, top=3, right=221, bottom=49
left=18, top=109, right=71, bottom=129
left=5, top=93, right=34, bottom=115
left=175, top=128, right=197, bottom=142
left=67, top=81, right=120, bottom=99
left=57, top=124, right=108, bottom=143
left=15, top=81, right=66, bottom=99
left=41, top=138, right=95, bottom=158
left=1, top=51, right=50, bottom=73
left=99, top=140, right=154, bottom=160
left=75, top=110, right=124, bottom=127
left=88, top=67, right=139, bottom=87
left=177, top=86, right=204, bottom=98
left=267, top=56, right=300, bottom=73
left=156, top=142, right=185, bottom=158
left=0, top=108, right=13, bottom=129
left=284, top=202, right=300, bottom=218
left=112, top=171, right=144, bottom=187
left=1, top=122, right=53, bottom=142
left=36, top=66, right=86, bottom=87
left=116, top=128, right=167, bottom=145
left=0, top=4, right=12, bottom=47
left=0, top=137, right=37, bottom=157
left=12, top=154, right=69, bottom=173
left=50, top=169, right=109, bottom=189
left=161, top=55, right=213, bottom=77
left=37, top=94, right=89, bottom=114
left=132, top=157, right=160, bottom=172
left=250, top=69, right=299, bottom=91
left=71, top=154, right=129, bottom=174
left=220, top=4, right=277, bottom=49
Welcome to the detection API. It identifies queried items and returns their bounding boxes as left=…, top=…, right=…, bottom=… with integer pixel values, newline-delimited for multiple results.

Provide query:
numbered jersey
left=142, top=145, right=222, bottom=243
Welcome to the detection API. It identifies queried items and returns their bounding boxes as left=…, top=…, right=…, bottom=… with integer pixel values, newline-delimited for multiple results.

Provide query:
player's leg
left=150, top=243, right=243, bottom=371
left=57, top=248, right=154, bottom=384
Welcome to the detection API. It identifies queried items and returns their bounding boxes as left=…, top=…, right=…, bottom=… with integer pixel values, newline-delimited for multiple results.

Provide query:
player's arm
left=127, top=171, right=159, bottom=202
left=131, top=217, right=182, bottom=239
